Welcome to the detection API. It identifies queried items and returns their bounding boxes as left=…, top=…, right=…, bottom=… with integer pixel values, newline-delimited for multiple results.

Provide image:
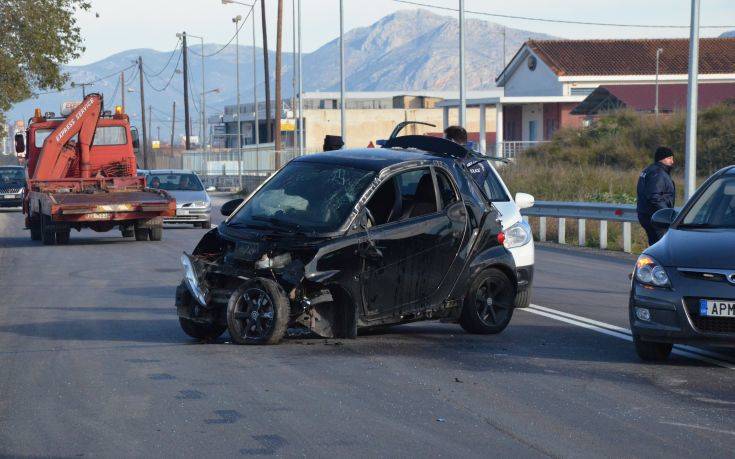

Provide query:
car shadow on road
left=113, top=286, right=176, bottom=299
left=0, top=318, right=183, bottom=344
left=36, top=306, right=173, bottom=315
left=0, top=236, right=133, bottom=248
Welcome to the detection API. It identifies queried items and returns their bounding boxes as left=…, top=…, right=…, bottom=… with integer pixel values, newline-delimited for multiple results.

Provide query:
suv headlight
left=634, top=254, right=670, bottom=288
left=503, top=220, right=532, bottom=249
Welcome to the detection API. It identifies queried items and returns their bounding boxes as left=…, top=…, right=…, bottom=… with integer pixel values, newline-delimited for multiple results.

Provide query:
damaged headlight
left=181, top=254, right=208, bottom=306
left=255, top=252, right=292, bottom=270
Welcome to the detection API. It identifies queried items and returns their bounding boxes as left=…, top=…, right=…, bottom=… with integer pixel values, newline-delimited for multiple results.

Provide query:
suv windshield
left=679, top=175, right=735, bottom=229
left=229, top=161, right=376, bottom=232
left=148, top=173, right=203, bottom=191
left=0, top=168, right=24, bottom=181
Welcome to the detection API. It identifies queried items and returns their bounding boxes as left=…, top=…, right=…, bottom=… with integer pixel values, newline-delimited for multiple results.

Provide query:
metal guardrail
left=521, top=201, right=638, bottom=253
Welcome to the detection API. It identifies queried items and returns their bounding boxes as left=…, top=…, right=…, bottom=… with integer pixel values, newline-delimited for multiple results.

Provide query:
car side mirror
left=651, top=208, right=678, bottom=229
left=206, top=186, right=216, bottom=192
left=220, top=198, right=244, bottom=217
left=14, top=133, right=25, bottom=153
left=515, top=192, right=535, bottom=210
left=131, top=127, right=140, bottom=150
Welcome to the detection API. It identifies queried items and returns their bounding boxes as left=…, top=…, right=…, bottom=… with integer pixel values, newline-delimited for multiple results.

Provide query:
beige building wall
left=302, top=107, right=496, bottom=152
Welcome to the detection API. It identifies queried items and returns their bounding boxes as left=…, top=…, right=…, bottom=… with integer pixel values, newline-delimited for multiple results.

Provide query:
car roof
left=146, top=169, right=196, bottom=175
left=722, top=165, right=735, bottom=176
left=294, top=148, right=454, bottom=171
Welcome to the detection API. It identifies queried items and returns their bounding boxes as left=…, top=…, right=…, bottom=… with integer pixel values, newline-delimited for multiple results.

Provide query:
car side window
left=365, top=177, right=399, bottom=226
left=396, top=168, right=437, bottom=220
left=435, top=169, right=459, bottom=209
left=466, top=160, right=509, bottom=202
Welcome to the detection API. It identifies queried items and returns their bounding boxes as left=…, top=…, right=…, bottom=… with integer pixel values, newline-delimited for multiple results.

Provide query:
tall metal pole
left=261, top=0, right=272, bottom=142
left=182, top=32, right=191, bottom=150
left=148, top=105, right=153, bottom=162
left=253, top=5, right=260, bottom=160
left=458, top=0, right=466, bottom=127
left=339, top=0, right=346, bottom=145
left=137, top=56, right=149, bottom=169
left=120, top=71, right=126, bottom=111
left=274, top=0, right=284, bottom=166
left=298, top=0, right=304, bottom=155
left=292, top=0, right=297, bottom=156
left=684, top=0, right=700, bottom=200
left=235, top=17, right=243, bottom=191
left=200, top=37, right=206, bottom=150
left=655, top=48, right=663, bottom=117
left=171, top=101, right=176, bottom=155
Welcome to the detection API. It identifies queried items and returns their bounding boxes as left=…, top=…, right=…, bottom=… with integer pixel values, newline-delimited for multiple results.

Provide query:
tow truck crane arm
left=33, top=93, right=103, bottom=181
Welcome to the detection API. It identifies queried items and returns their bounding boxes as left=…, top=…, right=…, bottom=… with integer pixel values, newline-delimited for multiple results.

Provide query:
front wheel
left=179, top=317, right=226, bottom=341
left=134, top=228, right=149, bottom=241
left=460, top=268, right=515, bottom=334
left=633, top=335, right=672, bottom=362
left=514, top=289, right=530, bottom=309
left=226, top=278, right=290, bottom=345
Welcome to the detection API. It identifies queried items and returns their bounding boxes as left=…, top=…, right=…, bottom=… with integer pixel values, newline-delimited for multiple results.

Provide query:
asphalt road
left=1, top=195, right=735, bottom=457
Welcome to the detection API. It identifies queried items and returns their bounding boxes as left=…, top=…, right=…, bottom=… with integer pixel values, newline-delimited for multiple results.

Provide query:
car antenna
left=388, top=121, right=437, bottom=140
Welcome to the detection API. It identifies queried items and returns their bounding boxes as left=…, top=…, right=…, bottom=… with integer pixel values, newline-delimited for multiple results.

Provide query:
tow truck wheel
left=226, top=278, right=290, bottom=345
left=460, top=268, right=515, bottom=335
left=178, top=317, right=226, bottom=341
left=121, top=227, right=135, bottom=238
left=40, top=215, right=57, bottom=245
left=56, top=229, right=71, bottom=245
left=134, top=229, right=149, bottom=241
left=149, top=226, right=163, bottom=241
left=29, top=214, right=41, bottom=241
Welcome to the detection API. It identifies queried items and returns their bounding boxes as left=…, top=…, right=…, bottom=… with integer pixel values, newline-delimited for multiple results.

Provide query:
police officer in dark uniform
left=637, top=146, right=676, bottom=245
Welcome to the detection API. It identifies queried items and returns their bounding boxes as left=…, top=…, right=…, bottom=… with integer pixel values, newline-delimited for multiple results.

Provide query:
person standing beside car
left=444, top=125, right=468, bottom=146
left=637, top=146, right=676, bottom=245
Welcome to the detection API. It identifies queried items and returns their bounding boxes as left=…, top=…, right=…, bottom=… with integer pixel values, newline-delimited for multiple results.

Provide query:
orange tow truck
left=17, top=93, right=176, bottom=244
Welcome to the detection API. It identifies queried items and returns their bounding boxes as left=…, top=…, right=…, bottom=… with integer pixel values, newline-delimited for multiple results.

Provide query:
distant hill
left=721, top=30, right=735, bottom=38
left=7, top=9, right=554, bottom=140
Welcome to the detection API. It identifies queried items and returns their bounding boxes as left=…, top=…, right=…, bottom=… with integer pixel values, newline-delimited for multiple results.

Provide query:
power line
left=34, top=63, right=137, bottom=96
left=143, top=38, right=182, bottom=77
left=189, top=8, right=254, bottom=58
left=143, top=48, right=183, bottom=92
left=393, top=0, right=735, bottom=29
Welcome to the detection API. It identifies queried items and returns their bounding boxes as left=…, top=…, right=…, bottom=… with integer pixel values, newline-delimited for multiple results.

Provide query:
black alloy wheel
left=227, top=278, right=289, bottom=345
left=460, top=268, right=515, bottom=334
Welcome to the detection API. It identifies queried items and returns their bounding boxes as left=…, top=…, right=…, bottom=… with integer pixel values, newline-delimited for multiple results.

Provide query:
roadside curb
left=534, top=241, right=638, bottom=262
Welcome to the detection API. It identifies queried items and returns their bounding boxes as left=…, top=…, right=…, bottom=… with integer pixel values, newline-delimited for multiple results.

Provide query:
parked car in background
left=142, top=169, right=212, bottom=228
left=176, top=136, right=521, bottom=345
left=630, top=165, right=735, bottom=361
left=0, top=165, right=25, bottom=208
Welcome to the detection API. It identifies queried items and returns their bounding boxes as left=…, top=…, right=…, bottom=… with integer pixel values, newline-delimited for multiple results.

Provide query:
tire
left=121, top=227, right=135, bottom=238
left=41, top=215, right=56, bottom=245
left=198, top=221, right=211, bottom=229
left=149, top=226, right=163, bottom=241
left=178, top=317, right=226, bottom=341
left=227, top=278, right=290, bottom=345
left=134, top=228, right=149, bottom=241
left=633, top=335, right=673, bottom=362
left=514, top=289, right=530, bottom=309
left=29, top=214, right=41, bottom=241
left=460, top=268, right=515, bottom=335
left=56, top=229, right=71, bottom=245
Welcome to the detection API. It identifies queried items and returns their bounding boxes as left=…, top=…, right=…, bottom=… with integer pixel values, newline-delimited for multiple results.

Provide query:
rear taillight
left=497, top=231, right=505, bottom=245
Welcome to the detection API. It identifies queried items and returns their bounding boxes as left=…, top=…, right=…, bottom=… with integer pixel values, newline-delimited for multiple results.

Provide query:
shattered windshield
left=229, top=161, right=376, bottom=232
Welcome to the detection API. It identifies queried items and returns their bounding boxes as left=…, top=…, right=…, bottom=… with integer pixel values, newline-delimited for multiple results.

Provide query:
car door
left=359, top=166, right=466, bottom=318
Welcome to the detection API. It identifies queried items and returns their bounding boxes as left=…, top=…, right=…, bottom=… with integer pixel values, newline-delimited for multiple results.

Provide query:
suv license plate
left=4, top=195, right=15, bottom=199
left=700, top=300, right=735, bottom=317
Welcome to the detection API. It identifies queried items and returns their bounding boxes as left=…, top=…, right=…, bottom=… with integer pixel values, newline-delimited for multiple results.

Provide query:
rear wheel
left=179, top=317, right=226, bottom=341
left=55, top=228, right=71, bottom=245
left=149, top=226, right=163, bottom=241
left=121, top=227, right=135, bottom=238
left=514, top=289, right=530, bottom=309
left=227, top=278, right=290, bottom=345
left=633, top=335, right=672, bottom=362
left=40, top=215, right=56, bottom=245
left=134, top=229, right=149, bottom=241
left=460, top=268, right=515, bottom=334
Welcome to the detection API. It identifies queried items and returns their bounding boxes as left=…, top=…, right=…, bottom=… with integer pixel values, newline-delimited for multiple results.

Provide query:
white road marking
left=521, top=304, right=735, bottom=370
left=661, top=421, right=735, bottom=436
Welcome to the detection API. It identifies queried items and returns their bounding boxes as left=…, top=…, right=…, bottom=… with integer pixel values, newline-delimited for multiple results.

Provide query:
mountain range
left=8, top=9, right=554, bottom=140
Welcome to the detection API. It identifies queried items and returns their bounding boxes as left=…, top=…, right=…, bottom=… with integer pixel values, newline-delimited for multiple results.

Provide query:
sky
left=72, top=0, right=735, bottom=65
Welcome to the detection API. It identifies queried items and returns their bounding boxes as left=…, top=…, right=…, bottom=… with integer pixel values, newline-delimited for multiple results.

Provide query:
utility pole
left=339, top=0, right=346, bottom=145
left=684, top=0, right=700, bottom=200
left=261, top=0, right=273, bottom=142
left=655, top=48, right=663, bottom=117
left=253, top=5, right=260, bottom=157
left=292, top=0, right=297, bottom=156
left=274, top=0, right=283, bottom=166
left=297, top=0, right=303, bottom=155
left=458, top=0, right=467, bottom=127
left=181, top=32, right=192, bottom=150
left=148, top=105, right=153, bottom=163
left=137, top=56, right=149, bottom=169
left=121, top=71, right=126, bottom=111
left=502, top=27, right=507, bottom=68
left=157, top=126, right=161, bottom=142
left=234, top=15, right=243, bottom=191
left=170, top=101, right=176, bottom=155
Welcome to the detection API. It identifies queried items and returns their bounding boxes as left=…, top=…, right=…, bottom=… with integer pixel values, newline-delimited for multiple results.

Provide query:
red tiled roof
left=571, top=82, right=735, bottom=115
left=527, top=38, right=735, bottom=76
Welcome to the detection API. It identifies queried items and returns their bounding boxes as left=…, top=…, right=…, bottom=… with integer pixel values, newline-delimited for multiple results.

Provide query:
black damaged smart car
left=176, top=135, right=521, bottom=344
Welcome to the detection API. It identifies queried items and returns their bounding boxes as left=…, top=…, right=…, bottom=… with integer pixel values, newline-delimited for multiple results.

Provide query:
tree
left=0, top=0, right=90, bottom=137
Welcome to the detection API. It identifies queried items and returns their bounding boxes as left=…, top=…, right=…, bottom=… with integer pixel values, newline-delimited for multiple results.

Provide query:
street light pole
left=234, top=15, right=243, bottom=191
left=253, top=4, right=260, bottom=167
left=458, top=0, right=466, bottom=127
left=684, top=0, right=701, bottom=200
left=298, top=0, right=303, bottom=155
left=339, top=0, right=346, bottom=145
left=655, top=48, right=663, bottom=118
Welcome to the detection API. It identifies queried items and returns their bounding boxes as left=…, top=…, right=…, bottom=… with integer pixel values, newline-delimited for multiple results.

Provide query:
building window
left=570, top=87, right=596, bottom=96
